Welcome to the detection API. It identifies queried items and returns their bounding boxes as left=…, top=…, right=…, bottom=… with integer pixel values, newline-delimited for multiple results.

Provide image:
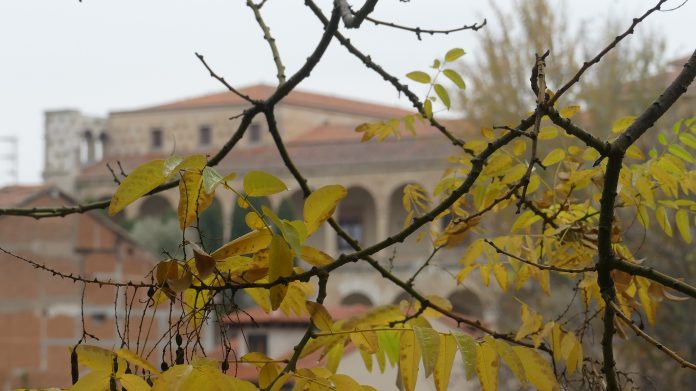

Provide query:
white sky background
left=0, top=0, right=693, bottom=186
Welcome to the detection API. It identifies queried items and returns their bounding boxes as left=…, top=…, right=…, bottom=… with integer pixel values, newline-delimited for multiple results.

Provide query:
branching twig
left=365, top=16, right=486, bottom=40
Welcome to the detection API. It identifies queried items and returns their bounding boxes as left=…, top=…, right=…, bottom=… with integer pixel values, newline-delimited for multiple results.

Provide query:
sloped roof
left=116, top=84, right=413, bottom=119
left=0, top=185, right=53, bottom=208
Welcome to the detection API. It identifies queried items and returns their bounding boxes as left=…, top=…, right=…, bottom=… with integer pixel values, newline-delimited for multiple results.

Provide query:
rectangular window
left=247, top=334, right=268, bottom=355
left=151, top=128, right=163, bottom=149
left=199, top=126, right=212, bottom=146
left=338, top=219, right=363, bottom=250
left=249, top=123, right=261, bottom=143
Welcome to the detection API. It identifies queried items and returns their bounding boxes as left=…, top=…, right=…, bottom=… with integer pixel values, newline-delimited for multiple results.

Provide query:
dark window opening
left=151, top=128, right=163, bottom=149
left=337, top=218, right=363, bottom=250
left=199, top=126, right=212, bottom=146
left=247, top=334, right=268, bottom=355
left=249, top=123, right=261, bottom=143
left=90, top=313, right=107, bottom=324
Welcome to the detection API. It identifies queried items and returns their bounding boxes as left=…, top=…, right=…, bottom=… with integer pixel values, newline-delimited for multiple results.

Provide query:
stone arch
left=391, top=291, right=414, bottom=306
left=341, top=292, right=374, bottom=307
left=138, top=195, right=176, bottom=220
left=337, top=186, right=376, bottom=250
left=199, top=197, right=224, bottom=251
left=447, top=289, right=484, bottom=319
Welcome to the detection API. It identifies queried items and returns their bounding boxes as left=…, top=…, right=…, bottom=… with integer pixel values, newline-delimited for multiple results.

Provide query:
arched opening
left=96, top=132, right=109, bottom=161
left=138, top=195, right=176, bottom=220
left=448, top=289, right=483, bottom=319
left=388, top=183, right=431, bottom=262
left=337, top=186, right=376, bottom=250
left=229, top=196, right=270, bottom=241
left=341, top=292, right=373, bottom=307
left=80, top=130, right=95, bottom=164
left=199, top=197, right=224, bottom=251
left=129, top=196, right=180, bottom=258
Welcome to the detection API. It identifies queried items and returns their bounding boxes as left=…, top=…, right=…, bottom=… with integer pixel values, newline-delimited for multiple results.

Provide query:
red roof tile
left=0, top=185, right=52, bottom=208
left=115, top=84, right=413, bottom=119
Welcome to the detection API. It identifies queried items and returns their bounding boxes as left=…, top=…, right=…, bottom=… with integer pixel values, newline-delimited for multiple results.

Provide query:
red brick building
left=0, top=185, right=156, bottom=389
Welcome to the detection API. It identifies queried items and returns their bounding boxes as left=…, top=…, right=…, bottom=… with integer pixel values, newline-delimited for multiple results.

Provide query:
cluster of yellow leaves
left=106, top=154, right=349, bottom=331
left=301, top=302, right=558, bottom=391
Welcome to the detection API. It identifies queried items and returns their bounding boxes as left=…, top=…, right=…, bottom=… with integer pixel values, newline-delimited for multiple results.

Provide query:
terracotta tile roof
left=115, top=84, right=413, bottom=119
left=0, top=185, right=52, bottom=208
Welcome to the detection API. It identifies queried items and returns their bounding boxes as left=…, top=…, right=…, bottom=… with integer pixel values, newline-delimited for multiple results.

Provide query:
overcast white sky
left=0, top=0, right=693, bottom=186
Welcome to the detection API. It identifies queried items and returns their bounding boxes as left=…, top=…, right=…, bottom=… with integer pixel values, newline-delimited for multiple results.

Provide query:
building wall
left=0, top=190, right=158, bottom=389
left=44, top=110, right=106, bottom=194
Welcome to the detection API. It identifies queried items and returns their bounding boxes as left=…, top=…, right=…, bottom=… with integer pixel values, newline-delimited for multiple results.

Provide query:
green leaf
left=202, top=166, right=230, bottom=194
left=454, top=332, right=477, bottom=380
left=424, top=99, right=433, bottom=119
left=413, top=326, right=440, bottom=378
left=668, top=144, right=694, bottom=162
left=406, top=71, right=431, bottom=84
left=444, top=48, right=466, bottom=62
left=243, top=170, right=287, bottom=196
left=434, top=84, right=451, bottom=109
left=443, top=69, right=466, bottom=89
left=431, top=59, right=441, bottom=69
left=679, top=132, right=696, bottom=149
left=658, top=133, right=668, bottom=145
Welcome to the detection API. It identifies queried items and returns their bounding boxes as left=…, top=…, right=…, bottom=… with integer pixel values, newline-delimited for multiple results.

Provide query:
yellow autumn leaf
left=626, top=145, right=645, bottom=160
left=656, top=206, right=673, bottom=237
left=513, top=139, right=527, bottom=156
left=177, top=170, right=214, bottom=229
left=212, top=228, right=272, bottom=260
left=476, top=340, right=499, bottom=391
left=611, top=116, right=636, bottom=133
left=538, top=126, right=559, bottom=140
left=118, top=373, right=152, bottom=391
left=116, top=348, right=161, bottom=374
left=331, top=374, right=363, bottom=391
left=434, top=334, right=457, bottom=391
left=243, top=170, right=287, bottom=196
left=108, top=159, right=167, bottom=215
left=350, top=328, right=379, bottom=354
left=676, top=208, right=691, bottom=243
left=300, top=245, right=334, bottom=266
left=72, top=370, right=111, bottom=391
left=399, top=330, right=421, bottom=391
left=559, top=105, right=580, bottom=118
left=268, top=235, right=294, bottom=310
left=493, top=263, right=509, bottom=292
left=515, top=302, right=543, bottom=341
left=304, top=185, right=348, bottom=235
left=306, top=301, right=334, bottom=332
left=541, top=148, right=566, bottom=167
left=488, top=336, right=527, bottom=385
left=513, top=346, right=559, bottom=391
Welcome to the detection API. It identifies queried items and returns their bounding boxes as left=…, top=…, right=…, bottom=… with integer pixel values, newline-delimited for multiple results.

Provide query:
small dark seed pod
left=70, top=349, right=79, bottom=385
left=221, top=360, right=229, bottom=372
left=175, top=334, right=183, bottom=346
left=160, top=361, right=169, bottom=372
left=175, top=348, right=185, bottom=365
